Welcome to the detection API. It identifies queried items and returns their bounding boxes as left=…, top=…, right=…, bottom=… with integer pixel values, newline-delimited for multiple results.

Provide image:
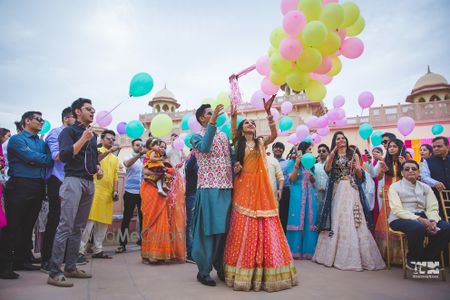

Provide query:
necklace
left=246, top=141, right=255, bottom=151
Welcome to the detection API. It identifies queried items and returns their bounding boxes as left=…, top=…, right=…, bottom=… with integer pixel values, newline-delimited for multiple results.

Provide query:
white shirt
left=166, top=146, right=185, bottom=167
left=314, top=160, right=328, bottom=192
left=266, top=155, right=284, bottom=198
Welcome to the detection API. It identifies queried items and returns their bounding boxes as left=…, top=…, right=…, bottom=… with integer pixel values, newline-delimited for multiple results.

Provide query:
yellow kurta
left=89, top=147, right=119, bottom=224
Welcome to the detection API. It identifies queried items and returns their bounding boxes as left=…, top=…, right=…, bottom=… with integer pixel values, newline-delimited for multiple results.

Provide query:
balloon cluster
left=256, top=0, right=365, bottom=102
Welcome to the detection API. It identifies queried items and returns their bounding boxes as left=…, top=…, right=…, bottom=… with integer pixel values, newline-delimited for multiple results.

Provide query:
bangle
left=209, top=121, right=216, bottom=126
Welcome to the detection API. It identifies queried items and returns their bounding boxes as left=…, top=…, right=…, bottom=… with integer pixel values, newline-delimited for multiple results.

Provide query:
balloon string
left=91, top=98, right=128, bottom=128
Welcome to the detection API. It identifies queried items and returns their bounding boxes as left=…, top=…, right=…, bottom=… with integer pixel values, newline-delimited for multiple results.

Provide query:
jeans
left=278, top=187, right=290, bottom=233
left=41, top=176, right=62, bottom=263
left=119, top=191, right=143, bottom=246
left=185, top=193, right=196, bottom=257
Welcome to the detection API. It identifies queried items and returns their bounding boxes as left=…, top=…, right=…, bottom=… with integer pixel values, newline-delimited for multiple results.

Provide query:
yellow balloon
left=341, top=2, right=360, bottom=28
left=270, top=71, right=286, bottom=86
left=302, top=20, right=328, bottom=47
left=317, top=31, right=341, bottom=56
left=202, top=97, right=215, bottom=105
left=270, top=27, right=288, bottom=48
left=150, top=114, right=173, bottom=138
left=326, top=56, right=342, bottom=76
left=298, top=0, right=323, bottom=21
left=216, top=91, right=231, bottom=109
left=270, top=52, right=293, bottom=75
left=305, top=79, right=326, bottom=102
left=297, top=47, right=322, bottom=73
left=268, top=46, right=277, bottom=57
left=346, top=15, right=365, bottom=36
left=320, top=3, right=344, bottom=30
left=286, top=70, right=311, bottom=91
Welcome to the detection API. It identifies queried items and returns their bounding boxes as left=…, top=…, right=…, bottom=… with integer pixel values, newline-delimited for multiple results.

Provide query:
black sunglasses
left=403, top=167, right=418, bottom=172
left=31, top=117, right=44, bottom=123
left=318, top=149, right=328, bottom=153
left=381, top=140, right=389, bottom=144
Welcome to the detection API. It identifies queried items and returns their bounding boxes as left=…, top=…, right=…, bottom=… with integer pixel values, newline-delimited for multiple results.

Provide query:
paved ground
left=1, top=245, right=449, bottom=300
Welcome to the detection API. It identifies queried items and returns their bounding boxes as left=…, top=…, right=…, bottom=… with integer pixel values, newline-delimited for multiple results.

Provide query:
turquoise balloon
left=38, top=120, right=51, bottom=135
left=181, top=114, right=191, bottom=131
left=301, top=153, right=316, bottom=170
left=237, top=116, right=244, bottom=126
left=184, top=133, right=193, bottom=148
left=221, top=123, right=231, bottom=140
left=216, top=114, right=227, bottom=127
left=125, top=120, right=145, bottom=139
left=432, top=124, right=444, bottom=135
left=129, top=72, right=154, bottom=97
left=358, top=123, right=373, bottom=140
left=279, top=116, right=293, bottom=132
left=371, top=130, right=383, bottom=147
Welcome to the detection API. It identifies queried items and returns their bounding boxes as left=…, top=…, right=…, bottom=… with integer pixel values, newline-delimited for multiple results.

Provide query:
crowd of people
left=0, top=97, right=449, bottom=292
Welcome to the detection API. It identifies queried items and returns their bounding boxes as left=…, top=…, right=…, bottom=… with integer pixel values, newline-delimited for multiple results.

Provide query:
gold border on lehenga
left=232, top=203, right=279, bottom=218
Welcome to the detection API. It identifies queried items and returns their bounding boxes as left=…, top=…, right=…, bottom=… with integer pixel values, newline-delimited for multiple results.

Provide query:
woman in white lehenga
left=313, top=131, right=385, bottom=271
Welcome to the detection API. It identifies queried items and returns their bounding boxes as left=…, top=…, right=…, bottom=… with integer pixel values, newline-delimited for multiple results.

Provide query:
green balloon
left=221, top=123, right=231, bottom=140
left=301, top=153, right=316, bottom=170
left=432, top=124, right=444, bottom=135
left=184, top=133, right=193, bottom=148
left=38, top=120, right=51, bottom=135
left=129, top=72, right=154, bottom=97
left=358, top=123, right=373, bottom=140
left=216, top=114, right=227, bottom=127
left=371, top=130, right=383, bottom=147
left=181, top=114, right=191, bottom=131
left=237, top=116, right=244, bottom=126
left=279, top=116, right=293, bottom=132
left=126, top=120, right=145, bottom=139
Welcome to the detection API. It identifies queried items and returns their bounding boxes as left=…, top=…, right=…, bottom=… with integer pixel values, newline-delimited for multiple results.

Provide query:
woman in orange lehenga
left=375, top=139, right=406, bottom=265
left=223, top=98, right=297, bottom=292
left=140, top=162, right=186, bottom=264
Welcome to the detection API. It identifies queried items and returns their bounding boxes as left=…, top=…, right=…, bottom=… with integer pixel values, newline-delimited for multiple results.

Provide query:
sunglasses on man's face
left=31, top=117, right=44, bottom=123
left=403, top=167, right=418, bottom=172
left=382, top=140, right=389, bottom=144
left=205, top=111, right=213, bottom=116
left=104, top=137, right=116, bottom=142
left=82, top=106, right=96, bottom=113
left=318, top=149, right=328, bottom=153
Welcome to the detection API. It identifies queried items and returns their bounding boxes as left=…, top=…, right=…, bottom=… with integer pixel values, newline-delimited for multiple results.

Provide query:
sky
left=0, top=0, right=449, bottom=131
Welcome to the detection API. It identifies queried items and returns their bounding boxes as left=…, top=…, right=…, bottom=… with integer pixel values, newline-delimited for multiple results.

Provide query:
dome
left=413, top=67, right=448, bottom=90
left=154, top=86, right=176, bottom=100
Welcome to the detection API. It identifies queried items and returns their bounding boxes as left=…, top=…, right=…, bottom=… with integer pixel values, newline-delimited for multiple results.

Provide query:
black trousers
left=41, top=176, right=62, bottom=263
left=278, top=187, right=290, bottom=233
left=119, top=191, right=143, bottom=246
left=0, top=177, right=45, bottom=266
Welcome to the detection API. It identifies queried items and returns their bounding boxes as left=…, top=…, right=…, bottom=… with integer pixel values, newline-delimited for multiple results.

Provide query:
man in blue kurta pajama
left=191, top=104, right=232, bottom=286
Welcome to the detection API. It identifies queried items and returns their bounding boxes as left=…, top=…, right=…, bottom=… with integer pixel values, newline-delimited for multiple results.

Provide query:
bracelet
left=209, top=121, right=216, bottom=126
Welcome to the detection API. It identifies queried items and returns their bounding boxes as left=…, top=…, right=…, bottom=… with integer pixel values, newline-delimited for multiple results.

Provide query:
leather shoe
left=14, top=263, right=41, bottom=271
left=217, top=270, right=225, bottom=282
left=0, top=265, right=20, bottom=279
left=197, top=273, right=216, bottom=286
left=29, top=256, right=41, bottom=264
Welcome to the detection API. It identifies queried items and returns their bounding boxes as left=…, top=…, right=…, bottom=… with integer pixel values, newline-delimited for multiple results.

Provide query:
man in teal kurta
left=191, top=104, right=233, bottom=286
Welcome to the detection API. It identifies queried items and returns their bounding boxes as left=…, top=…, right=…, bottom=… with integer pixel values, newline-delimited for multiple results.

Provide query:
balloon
left=299, top=0, right=323, bottom=21
left=216, top=91, right=231, bottom=109
left=327, top=108, right=340, bottom=121
left=116, top=122, right=127, bottom=135
left=278, top=129, right=290, bottom=137
left=270, top=27, right=288, bottom=48
left=318, top=31, right=341, bottom=56
left=150, top=114, right=173, bottom=138
left=279, top=116, right=293, bottom=131
left=129, top=72, right=154, bottom=97
left=288, top=133, right=301, bottom=144
left=305, top=79, right=326, bottom=102
left=297, top=47, right=322, bottom=73
left=281, top=0, right=299, bottom=15
left=316, top=116, right=328, bottom=128
left=261, top=77, right=279, bottom=95
left=301, top=153, right=316, bottom=170
left=38, top=120, right=51, bottom=135
left=95, top=110, right=112, bottom=127
left=334, top=118, right=348, bottom=127
left=268, top=46, right=277, bottom=57
left=320, top=3, right=344, bottom=30
left=315, top=56, right=332, bottom=74
left=283, top=10, right=306, bottom=35
left=341, top=2, right=360, bottom=28
left=181, top=114, right=192, bottom=131
left=270, top=108, right=280, bottom=122
left=371, top=130, right=383, bottom=146
left=270, top=71, right=286, bottom=86
left=310, top=73, right=333, bottom=85
left=256, top=55, right=270, bottom=76
left=126, top=120, right=145, bottom=139
left=322, top=0, right=338, bottom=4
left=432, top=124, right=444, bottom=135
left=358, top=123, right=373, bottom=140
left=250, top=90, right=271, bottom=109
left=333, top=95, right=345, bottom=108
left=304, top=135, right=313, bottom=144
left=188, top=115, right=202, bottom=133
left=406, top=148, right=415, bottom=158
left=280, top=37, right=303, bottom=61
left=341, top=37, right=364, bottom=59
left=358, top=91, right=374, bottom=109
left=173, top=137, right=185, bottom=151
left=325, top=56, right=342, bottom=76
left=270, top=52, right=293, bottom=75
left=286, top=70, right=310, bottom=91
left=237, top=115, right=244, bottom=126
left=311, top=133, right=322, bottom=144
left=337, top=28, right=347, bottom=41
left=397, top=116, right=415, bottom=137
left=346, top=15, right=365, bottom=36
left=221, top=123, right=231, bottom=140
left=302, top=20, right=328, bottom=47
left=201, top=98, right=214, bottom=105
left=317, top=125, right=330, bottom=136
left=184, top=133, right=193, bottom=148
left=281, top=101, right=294, bottom=115
left=296, top=125, right=310, bottom=140
left=306, top=116, right=319, bottom=128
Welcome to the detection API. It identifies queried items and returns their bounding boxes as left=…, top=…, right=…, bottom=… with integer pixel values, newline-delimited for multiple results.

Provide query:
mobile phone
left=364, top=149, right=369, bottom=155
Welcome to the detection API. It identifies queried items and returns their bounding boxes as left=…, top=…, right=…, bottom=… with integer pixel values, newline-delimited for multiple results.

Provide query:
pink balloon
left=283, top=11, right=306, bottom=36
left=336, top=107, right=345, bottom=119
left=116, top=122, right=127, bottom=135
left=173, top=137, right=185, bottom=150
left=333, top=95, right=345, bottom=108
left=306, top=116, right=319, bottom=128
left=256, top=55, right=270, bottom=76
left=358, top=91, right=374, bottom=109
left=397, top=116, right=416, bottom=136
left=341, top=37, right=364, bottom=59
left=327, top=108, right=340, bottom=121
left=188, top=115, right=202, bottom=133
left=288, top=133, right=300, bottom=145
left=279, top=37, right=302, bottom=61
left=280, top=101, right=293, bottom=115
left=278, top=129, right=290, bottom=137
left=96, top=110, right=112, bottom=127
left=251, top=90, right=271, bottom=109
left=281, top=0, right=299, bottom=15
left=406, top=148, right=415, bottom=157
left=296, top=125, right=310, bottom=140
left=310, top=73, right=333, bottom=85
left=334, top=118, right=348, bottom=127
left=261, top=77, right=279, bottom=95
left=315, top=56, right=332, bottom=74
left=316, top=116, right=328, bottom=128
left=322, top=0, right=339, bottom=4
left=317, top=126, right=330, bottom=137
left=270, top=108, right=280, bottom=122
left=311, top=133, right=322, bottom=144
left=337, top=29, right=347, bottom=41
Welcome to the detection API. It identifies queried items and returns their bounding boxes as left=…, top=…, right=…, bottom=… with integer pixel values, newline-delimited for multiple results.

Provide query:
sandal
left=92, top=251, right=112, bottom=259
left=64, top=269, right=92, bottom=279
left=47, top=275, right=74, bottom=287
left=115, top=246, right=126, bottom=254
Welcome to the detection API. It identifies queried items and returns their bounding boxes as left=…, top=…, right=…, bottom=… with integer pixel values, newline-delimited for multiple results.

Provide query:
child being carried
left=143, top=139, right=173, bottom=197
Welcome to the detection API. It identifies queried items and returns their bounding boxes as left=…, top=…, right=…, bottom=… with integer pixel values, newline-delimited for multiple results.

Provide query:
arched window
left=417, top=97, right=426, bottom=103
left=445, top=94, right=449, bottom=100
left=429, top=95, right=441, bottom=102
left=171, top=106, right=175, bottom=112
left=155, top=104, right=160, bottom=112
left=162, top=104, right=169, bottom=112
